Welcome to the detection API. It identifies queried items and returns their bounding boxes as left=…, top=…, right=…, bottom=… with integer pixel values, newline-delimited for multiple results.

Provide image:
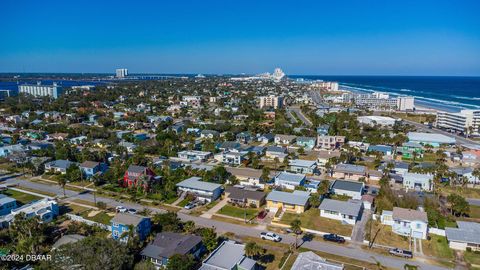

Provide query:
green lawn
left=422, top=235, right=454, bottom=260
left=81, top=211, right=113, bottom=225
left=178, top=198, right=192, bottom=207
left=469, top=205, right=480, bottom=219
left=280, top=208, right=353, bottom=236
left=464, top=250, right=480, bottom=268
left=1, top=189, right=41, bottom=205
left=218, top=205, right=259, bottom=220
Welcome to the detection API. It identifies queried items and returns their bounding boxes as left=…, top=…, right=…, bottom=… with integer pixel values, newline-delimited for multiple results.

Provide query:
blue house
left=111, top=213, right=151, bottom=242
left=0, top=195, right=17, bottom=216
left=317, top=124, right=330, bottom=136
left=79, top=161, right=108, bottom=179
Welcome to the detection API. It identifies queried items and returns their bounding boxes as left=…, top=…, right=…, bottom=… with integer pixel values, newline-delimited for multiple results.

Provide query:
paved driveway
left=201, top=197, right=228, bottom=218
left=351, top=209, right=370, bottom=242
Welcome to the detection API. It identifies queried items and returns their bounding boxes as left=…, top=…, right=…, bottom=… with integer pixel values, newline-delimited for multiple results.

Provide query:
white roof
left=289, top=159, right=317, bottom=168
left=176, top=177, right=222, bottom=192
left=291, top=251, right=343, bottom=270
left=407, top=132, right=456, bottom=144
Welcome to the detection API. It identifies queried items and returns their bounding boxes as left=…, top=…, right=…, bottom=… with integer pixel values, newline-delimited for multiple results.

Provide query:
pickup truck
left=322, top=234, right=345, bottom=243
left=260, top=232, right=281, bottom=242
left=389, top=248, right=413, bottom=258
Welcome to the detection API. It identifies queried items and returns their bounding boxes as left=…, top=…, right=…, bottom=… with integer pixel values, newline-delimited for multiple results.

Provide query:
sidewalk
left=201, top=198, right=228, bottom=218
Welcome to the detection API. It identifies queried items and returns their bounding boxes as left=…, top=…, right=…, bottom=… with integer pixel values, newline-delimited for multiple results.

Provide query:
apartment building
left=436, top=110, right=480, bottom=136
left=19, top=82, right=64, bottom=99
left=259, top=95, right=283, bottom=109
left=317, top=135, right=345, bottom=149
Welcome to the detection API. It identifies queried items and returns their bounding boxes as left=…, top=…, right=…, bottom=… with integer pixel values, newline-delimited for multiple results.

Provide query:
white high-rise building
left=272, top=68, right=285, bottom=81
left=436, top=110, right=480, bottom=136
left=259, top=95, right=284, bottom=109
left=18, top=82, right=64, bottom=99
left=116, top=68, right=128, bottom=78
left=342, top=92, right=414, bottom=111
left=311, top=81, right=339, bottom=91
left=397, top=96, right=415, bottom=111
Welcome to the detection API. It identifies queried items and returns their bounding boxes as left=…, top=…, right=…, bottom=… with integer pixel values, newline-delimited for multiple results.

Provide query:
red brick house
left=123, top=165, right=158, bottom=190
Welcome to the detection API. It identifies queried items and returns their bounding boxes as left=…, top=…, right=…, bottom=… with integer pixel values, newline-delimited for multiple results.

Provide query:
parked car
left=184, top=202, right=196, bottom=210
left=115, top=206, right=127, bottom=213
left=257, top=210, right=267, bottom=220
left=323, top=234, right=345, bottom=243
left=389, top=248, right=413, bottom=258
left=260, top=232, right=281, bottom=242
left=127, top=208, right=137, bottom=214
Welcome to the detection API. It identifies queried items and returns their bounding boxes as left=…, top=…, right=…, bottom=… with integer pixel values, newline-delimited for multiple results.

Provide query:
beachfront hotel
left=18, top=82, right=64, bottom=99
left=342, top=92, right=414, bottom=111
left=436, top=110, right=480, bottom=136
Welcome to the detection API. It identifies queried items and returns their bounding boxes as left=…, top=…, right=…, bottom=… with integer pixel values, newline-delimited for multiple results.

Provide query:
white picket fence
left=66, top=213, right=111, bottom=231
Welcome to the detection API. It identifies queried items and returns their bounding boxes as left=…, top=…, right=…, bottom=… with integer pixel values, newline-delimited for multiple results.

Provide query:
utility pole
left=244, top=189, right=247, bottom=223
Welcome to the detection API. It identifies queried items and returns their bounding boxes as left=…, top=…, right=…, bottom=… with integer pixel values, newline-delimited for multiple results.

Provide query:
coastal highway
left=2, top=177, right=453, bottom=270
left=289, top=106, right=313, bottom=126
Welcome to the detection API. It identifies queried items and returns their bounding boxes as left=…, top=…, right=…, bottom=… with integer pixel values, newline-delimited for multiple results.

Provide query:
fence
left=66, top=213, right=111, bottom=231
left=429, top=227, right=446, bottom=236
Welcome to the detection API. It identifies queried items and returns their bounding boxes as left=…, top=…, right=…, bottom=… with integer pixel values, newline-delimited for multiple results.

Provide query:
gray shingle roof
left=392, top=207, right=428, bottom=223
left=275, top=171, right=306, bottom=183
left=446, top=221, right=480, bottom=245
left=331, top=180, right=364, bottom=193
left=319, top=199, right=362, bottom=217
left=141, top=232, right=202, bottom=260
left=334, top=164, right=366, bottom=174
left=266, top=190, right=309, bottom=206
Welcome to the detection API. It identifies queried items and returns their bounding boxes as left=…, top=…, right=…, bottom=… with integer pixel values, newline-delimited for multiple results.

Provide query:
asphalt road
left=2, top=177, right=451, bottom=270
left=289, top=107, right=313, bottom=126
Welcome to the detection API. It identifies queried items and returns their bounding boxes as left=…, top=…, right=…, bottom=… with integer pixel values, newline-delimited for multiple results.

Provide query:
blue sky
left=1, top=0, right=479, bottom=75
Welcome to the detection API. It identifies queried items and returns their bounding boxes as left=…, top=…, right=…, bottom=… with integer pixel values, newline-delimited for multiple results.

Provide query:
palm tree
left=245, top=242, right=264, bottom=259
left=57, top=175, right=67, bottom=197
left=472, top=168, right=480, bottom=188
left=138, top=208, right=153, bottom=216
left=183, top=221, right=196, bottom=234
left=290, top=218, right=302, bottom=249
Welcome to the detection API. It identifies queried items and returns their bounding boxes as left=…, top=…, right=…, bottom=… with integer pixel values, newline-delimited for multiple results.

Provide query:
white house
left=176, top=177, right=223, bottom=202
left=222, top=151, right=247, bottom=166
left=319, top=199, right=363, bottom=225
left=274, top=171, right=306, bottom=190
left=289, top=159, right=317, bottom=175
left=445, top=221, right=480, bottom=251
left=381, top=207, right=428, bottom=239
left=403, top=172, right=433, bottom=191
left=177, top=150, right=212, bottom=162
left=0, top=198, right=59, bottom=228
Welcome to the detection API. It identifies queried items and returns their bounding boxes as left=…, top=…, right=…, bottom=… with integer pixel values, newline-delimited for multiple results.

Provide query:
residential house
left=69, top=135, right=88, bottom=145
left=289, top=159, right=317, bottom=175
left=200, top=130, right=220, bottom=139
left=118, top=141, right=137, bottom=153
left=266, top=190, right=310, bottom=214
left=450, top=167, right=478, bottom=184
left=225, top=186, right=266, bottom=207
left=199, top=240, right=256, bottom=270
left=177, top=150, right=213, bottom=162
left=0, top=198, right=59, bottom=228
left=274, top=171, right=306, bottom=190
left=291, top=251, right=343, bottom=270
left=403, top=172, right=433, bottom=191
left=111, top=213, right=152, bottom=242
left=141, top=232, right=204, bottom=269
left=0, top=195, right=17, bottom=216
left=258, top=133, right=274, bottom=144
left=330, top=180, right=364, bottom=200
left=45, top=160, right=77, bottom=174
left=236, top=131, right=252, bottom=143
left=275, top=134, right=297, bottom=145
left=316, top=150, right=341, bottom=167
left=445, top=221, right=480, bottom=251
left=316, top=124, right=330, bottom=136
left=79, top=161, right=108, bottom=179
left=176, top=177, right=223, bottom=202
left=123, top=165, right=158, bottom=190
left=332, top=164, right=367, bottom=181
left=381, top=207, right=428, bottom=239
left=399, top=142, right=424, bottom=159
left=319, top=199, right=363, bottom=225
left=317, top=135, right=345, bottom=150
left=0, top=144, right=27, bottom=158
left=222, top=151, right=248, bottom=166
left=217, top=141, right=242, bottom=152
left=296, top=137, right=317, bottom=150
left=265, top=146, right=288, bottom=162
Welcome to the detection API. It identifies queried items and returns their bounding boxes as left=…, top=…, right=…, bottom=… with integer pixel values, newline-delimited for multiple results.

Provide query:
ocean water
left=291, top=76, right=480, bottom=112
